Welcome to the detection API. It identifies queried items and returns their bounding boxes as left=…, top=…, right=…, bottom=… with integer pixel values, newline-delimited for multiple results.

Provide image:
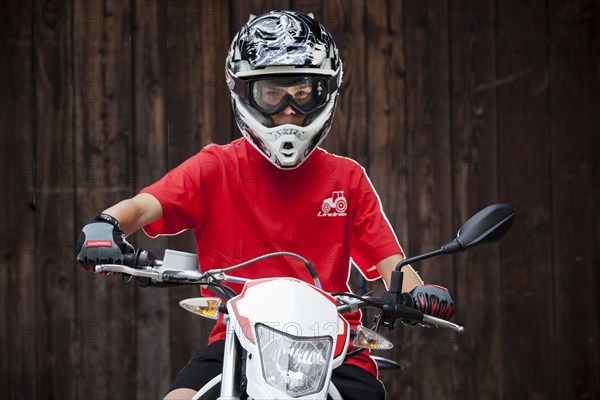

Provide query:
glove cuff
left=93, top=212, right=121, bottom=229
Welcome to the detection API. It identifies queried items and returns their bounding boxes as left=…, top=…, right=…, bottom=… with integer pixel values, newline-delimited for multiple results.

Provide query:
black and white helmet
left=226, top=10, right=343, bottom=169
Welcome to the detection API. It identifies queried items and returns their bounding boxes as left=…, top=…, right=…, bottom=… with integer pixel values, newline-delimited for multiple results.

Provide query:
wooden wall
left=1, top=0, right=598, bottom=398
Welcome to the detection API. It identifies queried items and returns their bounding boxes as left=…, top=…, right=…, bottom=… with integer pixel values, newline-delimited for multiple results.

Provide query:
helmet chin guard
left=233, top=95, right=336, bottom=168
left=226, top=10, right=342, bottom=169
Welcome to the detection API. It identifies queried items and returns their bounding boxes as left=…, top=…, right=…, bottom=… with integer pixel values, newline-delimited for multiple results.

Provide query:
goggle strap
left=226, top=69, right=246, bottom=98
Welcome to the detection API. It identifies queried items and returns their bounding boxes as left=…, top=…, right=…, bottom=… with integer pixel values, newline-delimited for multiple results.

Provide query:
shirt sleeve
left=350, top=168, right=404, bottom=280
left=140, top=149, right=220, bottom=238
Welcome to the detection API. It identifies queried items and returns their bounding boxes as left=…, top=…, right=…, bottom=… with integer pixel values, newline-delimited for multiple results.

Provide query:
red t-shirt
left=141, top=138, right=403, bottom=377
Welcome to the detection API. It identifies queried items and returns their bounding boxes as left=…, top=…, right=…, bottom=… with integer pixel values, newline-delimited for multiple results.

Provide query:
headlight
left=255, top=323, right=333, bottom=398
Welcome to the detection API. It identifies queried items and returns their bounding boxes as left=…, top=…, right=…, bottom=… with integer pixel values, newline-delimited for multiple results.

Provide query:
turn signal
left=352, top=325, right=393, bottom=350
left=179, top=297, right=221, bottom=319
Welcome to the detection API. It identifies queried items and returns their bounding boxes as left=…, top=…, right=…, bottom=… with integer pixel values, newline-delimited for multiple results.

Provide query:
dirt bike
left=95, top=203, right=514, bottom=400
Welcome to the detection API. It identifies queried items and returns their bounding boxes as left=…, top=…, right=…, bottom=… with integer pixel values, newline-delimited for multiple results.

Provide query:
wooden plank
left=593, top=5, right=600, bottom=395
left=0, top=1, right=36, bottom=398
left=593, top=5, right=600, bottom=398
left=32, top=0, right=79, bottom=397
left=363, top=1, right=411, bottom=398
left=402, top=0, right=456, bottom=398
left=364, top=0, right=410, bottom=237
left=73, top=0, right=135, bottom=397
left=322, top=0, right=368, bottom=167
left=449, top=1, right=503, bottom=398
left=130, top=0, right=171, bottom=398
left=496, top=1, right=554, bottom=397
left=548, top=0, right=600, bottom=397
left=197, top=0, right=235, bottom=146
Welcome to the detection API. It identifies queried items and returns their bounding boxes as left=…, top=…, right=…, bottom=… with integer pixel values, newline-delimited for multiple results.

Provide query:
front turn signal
left=352, top=325, right=393, bottom=350
left=179, top=297, right=221, bottom=320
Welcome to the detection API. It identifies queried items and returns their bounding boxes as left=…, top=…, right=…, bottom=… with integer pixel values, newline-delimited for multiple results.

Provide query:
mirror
left=442, top=204, right=515, bottom=254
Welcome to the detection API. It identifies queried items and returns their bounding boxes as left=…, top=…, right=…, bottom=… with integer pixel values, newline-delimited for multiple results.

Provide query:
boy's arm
left=376, top=254, right=424, bottom=292
left=102, top=193, right=163, bottom=237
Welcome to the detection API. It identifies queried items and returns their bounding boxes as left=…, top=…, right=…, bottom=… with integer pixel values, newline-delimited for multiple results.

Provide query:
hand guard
left=76, top=213, right=134, bottom=272
left=410, top=284, right=455, bottom=320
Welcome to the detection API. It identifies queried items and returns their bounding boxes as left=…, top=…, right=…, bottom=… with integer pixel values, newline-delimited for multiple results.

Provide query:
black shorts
left=167, top=340, right=386, bottom=400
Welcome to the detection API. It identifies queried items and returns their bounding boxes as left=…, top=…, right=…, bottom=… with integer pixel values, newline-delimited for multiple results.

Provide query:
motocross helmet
left=226, top=10, right=343, bottom=169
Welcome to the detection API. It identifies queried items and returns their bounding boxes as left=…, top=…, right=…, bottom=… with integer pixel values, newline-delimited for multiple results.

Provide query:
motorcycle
left=95, top=203, right=514, bottom=400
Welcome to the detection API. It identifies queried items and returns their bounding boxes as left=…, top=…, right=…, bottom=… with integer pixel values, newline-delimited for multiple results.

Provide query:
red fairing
left=85, top=240, right=113, bottom=248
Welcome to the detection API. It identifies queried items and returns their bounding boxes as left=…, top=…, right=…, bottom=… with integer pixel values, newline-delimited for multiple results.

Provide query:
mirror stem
left=389, top=247, right=445, bottom=303
left=389, top=270, right=404, bottom=303
left=394, top=248, right=446, bottom=272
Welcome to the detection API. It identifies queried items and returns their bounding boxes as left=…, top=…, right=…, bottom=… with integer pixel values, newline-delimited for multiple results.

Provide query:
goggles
left=229, top=74, right=339, bottom=116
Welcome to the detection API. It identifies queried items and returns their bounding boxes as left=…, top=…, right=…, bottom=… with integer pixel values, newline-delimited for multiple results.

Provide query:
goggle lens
left=249, top=76, right=329, bottom=115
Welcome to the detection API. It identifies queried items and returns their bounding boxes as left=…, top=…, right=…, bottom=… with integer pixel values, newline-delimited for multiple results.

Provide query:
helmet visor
left=249, top=76, right=330, bottom=115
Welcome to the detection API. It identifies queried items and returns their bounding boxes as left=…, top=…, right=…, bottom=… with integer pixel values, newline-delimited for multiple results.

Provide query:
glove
left=76, top=213, right=134, bottom=272
left=410, top=284, right=455, bottom=320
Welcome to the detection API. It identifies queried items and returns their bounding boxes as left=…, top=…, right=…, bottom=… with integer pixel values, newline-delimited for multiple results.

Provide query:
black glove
left=76, top=213, right=134, bottom=272
left=410, top=284, right=455, bottom=320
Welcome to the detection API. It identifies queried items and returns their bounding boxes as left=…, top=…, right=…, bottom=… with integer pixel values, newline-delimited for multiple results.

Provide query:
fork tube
left=218, top=316, right=240, bottom=400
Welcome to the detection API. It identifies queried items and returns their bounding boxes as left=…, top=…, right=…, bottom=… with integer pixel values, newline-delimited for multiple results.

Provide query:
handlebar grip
left=123, top=249, right=157, bottom=268
left=382, top=304, right=424, bottom=322
left=123, top=253, right=136, bottom=267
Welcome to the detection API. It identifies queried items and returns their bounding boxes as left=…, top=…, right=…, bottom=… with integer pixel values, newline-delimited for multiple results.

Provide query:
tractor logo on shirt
left=318, top=191, right=348, bottom=217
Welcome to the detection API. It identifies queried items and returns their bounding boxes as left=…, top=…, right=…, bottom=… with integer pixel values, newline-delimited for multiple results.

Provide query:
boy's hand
left=410, top=285, right=455, bottom=320
left=76, top=213, right=134, bottom=272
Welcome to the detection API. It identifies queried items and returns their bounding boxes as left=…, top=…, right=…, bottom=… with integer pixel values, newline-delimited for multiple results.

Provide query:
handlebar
left=334, top=295, right=464, bottom=333
left=96, top=249, right=321, bottom=289
left=95, top=248, right=464, bottom=333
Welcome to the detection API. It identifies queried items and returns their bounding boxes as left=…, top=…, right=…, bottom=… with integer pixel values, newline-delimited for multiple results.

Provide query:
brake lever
left=95, top=264, right=162, bottom=280
left=421, top=314, right=465, bottom=333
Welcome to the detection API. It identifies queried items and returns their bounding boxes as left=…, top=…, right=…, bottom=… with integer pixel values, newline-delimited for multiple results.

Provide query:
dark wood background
left=1, top=0, right=598, bottom=399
